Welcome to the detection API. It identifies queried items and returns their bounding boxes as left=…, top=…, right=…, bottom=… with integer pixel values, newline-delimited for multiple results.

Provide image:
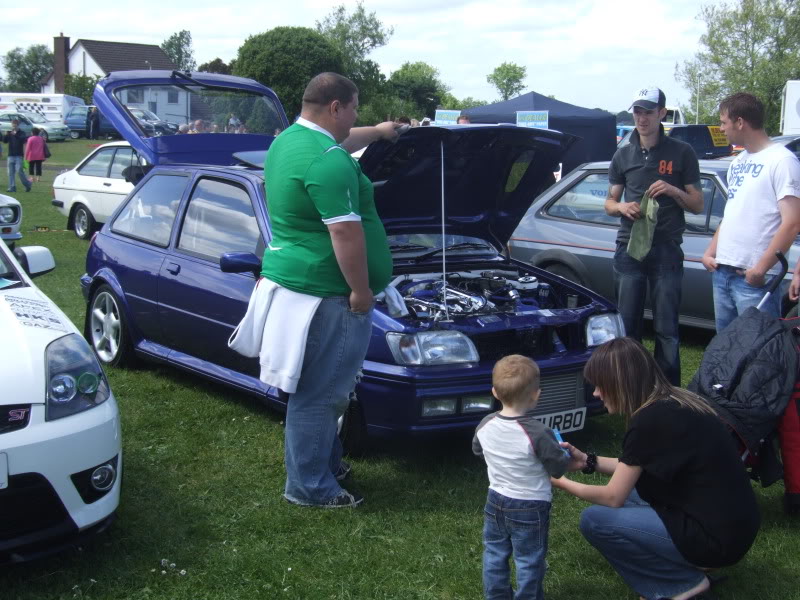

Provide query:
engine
left=394, top=271, right=549, bottom=322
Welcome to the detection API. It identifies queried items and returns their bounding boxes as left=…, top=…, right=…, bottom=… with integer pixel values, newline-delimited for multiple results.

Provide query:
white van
left=0, top=93, right=85, bottom=123
left=662, top=106, right=687, bottom=125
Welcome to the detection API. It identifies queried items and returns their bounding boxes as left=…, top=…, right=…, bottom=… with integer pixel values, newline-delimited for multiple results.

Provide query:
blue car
left=80, top=71, right=623, bottom=451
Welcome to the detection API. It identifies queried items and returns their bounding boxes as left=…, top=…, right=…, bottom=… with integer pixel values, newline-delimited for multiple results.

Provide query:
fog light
left=462, top=395, right=495, bottom=413
left=91, top=464, right=116, bottom=491
left=422, top=398, right=457, bottom=417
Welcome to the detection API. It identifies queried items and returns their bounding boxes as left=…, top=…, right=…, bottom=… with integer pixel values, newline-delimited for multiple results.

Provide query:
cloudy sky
left=0, top=0, right=709, bottom=114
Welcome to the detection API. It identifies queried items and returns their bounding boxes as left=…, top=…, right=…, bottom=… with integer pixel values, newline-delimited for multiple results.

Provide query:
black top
left=609, top=125, right=701, bottom=244
left=2, top=129, right=27, bottom=157
left=620, top=399, right=760, bottom=568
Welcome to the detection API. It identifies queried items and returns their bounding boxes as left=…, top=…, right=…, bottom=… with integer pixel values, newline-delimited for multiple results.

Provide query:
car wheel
left=69, top=130, right=80, bottom=140
left=88, top=284, right=133, bottom=367
left=338, top=398, right=366, bottom=456
left=73, top=204, right=95, bottom=240
left=544, top=263, right=584, bottom=286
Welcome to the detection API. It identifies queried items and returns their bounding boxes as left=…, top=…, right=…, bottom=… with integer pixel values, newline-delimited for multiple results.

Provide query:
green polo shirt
left=261, top=121, right=392, bottom=297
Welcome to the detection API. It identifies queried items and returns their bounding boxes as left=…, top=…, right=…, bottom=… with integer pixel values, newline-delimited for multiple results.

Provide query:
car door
left=101, top=147, right=139, bottom=220
left=157, top=174, right=265, bottom=380
left=71, top=147, right=119, bottom=219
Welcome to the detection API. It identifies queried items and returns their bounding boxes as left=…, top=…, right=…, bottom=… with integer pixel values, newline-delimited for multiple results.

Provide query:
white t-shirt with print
left=717, top=143, right=800, bottom=272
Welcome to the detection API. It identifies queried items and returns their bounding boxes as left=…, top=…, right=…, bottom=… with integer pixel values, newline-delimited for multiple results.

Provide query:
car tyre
left=338, top=398, right=367, bottom=456
left=88, top=284, right=134, bottom=367
left=544, top=263, right=583, bottom=286
left=73, top=204, right=96, bottom=240
left=69, top=130, right=81, bottom=140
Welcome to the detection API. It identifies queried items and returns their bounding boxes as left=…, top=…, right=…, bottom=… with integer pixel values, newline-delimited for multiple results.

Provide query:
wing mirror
left=220, top=252, right=261, bottom=276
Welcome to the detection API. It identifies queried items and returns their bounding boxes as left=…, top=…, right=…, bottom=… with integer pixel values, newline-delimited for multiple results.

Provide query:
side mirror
left=13, top=246, right=56, bottom=278
left=220, top=252, right=261, bottom=276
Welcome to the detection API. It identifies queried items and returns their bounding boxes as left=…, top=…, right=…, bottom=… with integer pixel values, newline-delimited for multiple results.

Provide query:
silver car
left=509, top=160, right=800, bottom=330
left=0, top=110, right=71, bottom=142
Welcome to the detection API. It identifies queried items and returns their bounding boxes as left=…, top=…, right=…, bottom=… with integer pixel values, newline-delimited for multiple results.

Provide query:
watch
left=582, top=452, right=598, bottom=475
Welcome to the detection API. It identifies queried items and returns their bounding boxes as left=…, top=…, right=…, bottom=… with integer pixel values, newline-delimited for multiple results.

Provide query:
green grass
left=3, top=142, right=800, bottom=599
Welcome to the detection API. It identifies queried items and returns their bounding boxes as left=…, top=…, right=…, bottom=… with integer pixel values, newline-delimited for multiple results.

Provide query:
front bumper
left=0, top=398, right=122, bottom=562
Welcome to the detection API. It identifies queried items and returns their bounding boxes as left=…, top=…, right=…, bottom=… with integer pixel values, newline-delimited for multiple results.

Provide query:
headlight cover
left=586, top=313, right=625, bottom=347
left=46, top=334, right=111, bottom=420
left=0, top=206, right=15, bottom=224
left=386, top=331, right=479, bottom=365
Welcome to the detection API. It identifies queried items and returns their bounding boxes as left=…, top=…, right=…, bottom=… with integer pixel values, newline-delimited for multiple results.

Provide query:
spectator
left=703, top=92, right=800, bottom=331
left=457, top=114, right=471, bottom=124
left=604, top=86, right=702, bottom=385
left=178, top=124, right=190, bottom=134
left=227, top=113, right=241, bottom=132
left=553, top=337, right=760, bottom=600
left=395, top=116, right=411, bottom=125
left=189, top=120, right=206, bottom=134
left=86, top=107, right=101, bottom=140
left=3, top=119, right=32, bottom=193
left=25, top=127, right=47, bottom=183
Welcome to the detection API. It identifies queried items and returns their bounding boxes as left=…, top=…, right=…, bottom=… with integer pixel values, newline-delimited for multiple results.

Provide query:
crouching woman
left=553, top=338, right=760, bottom=600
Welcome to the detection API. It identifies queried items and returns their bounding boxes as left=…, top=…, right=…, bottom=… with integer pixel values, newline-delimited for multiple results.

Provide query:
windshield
left=113, top=83, right=285, bottom=137
left=0, top=251, right=23, bottom=289
left=387, top=234, right=496, bottom=256
left=23, top=112, right=47, bottom=124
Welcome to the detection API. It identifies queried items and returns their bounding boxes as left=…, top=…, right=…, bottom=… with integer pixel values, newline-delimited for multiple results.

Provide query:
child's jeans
left=483, top=489, right=550, bottom=600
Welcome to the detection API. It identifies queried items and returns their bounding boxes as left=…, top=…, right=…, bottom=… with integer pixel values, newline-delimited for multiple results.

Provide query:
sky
left=0, top=0, right=709, bottom=114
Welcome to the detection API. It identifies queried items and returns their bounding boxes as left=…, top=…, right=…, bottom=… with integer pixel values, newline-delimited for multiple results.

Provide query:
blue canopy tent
left=465, top=91, right=616, bottom=175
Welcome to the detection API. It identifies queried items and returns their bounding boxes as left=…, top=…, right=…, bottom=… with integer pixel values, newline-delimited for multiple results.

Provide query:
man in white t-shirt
left=702, top=92, right=800, bottom=331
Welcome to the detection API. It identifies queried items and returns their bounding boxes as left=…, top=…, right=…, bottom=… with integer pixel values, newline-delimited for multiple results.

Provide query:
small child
left=472, top=354, right=570, bottom=600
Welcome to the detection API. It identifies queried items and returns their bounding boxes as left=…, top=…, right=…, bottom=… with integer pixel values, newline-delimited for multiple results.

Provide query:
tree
left=233, top=27, right=344, bottom=120
left=440, top=92, right=489, bottom=110
left=65, top=73, right=102, bottom=104
left=316, top=1, right=393, bottom=102
left=487, top=62, right=527, bottom=101
left=615, top=110, right=634, bottom=125
left=198, top=58, right=231, bottom=74
left=2, top=45, right=54, bottom=92
left=676, top=0, right=800, bottom=133
left=161, top=30, right=196, bottom=72
left=388, top=62, right=448, bottom=118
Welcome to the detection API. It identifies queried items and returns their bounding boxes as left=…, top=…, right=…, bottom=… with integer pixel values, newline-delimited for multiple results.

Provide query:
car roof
left=579, top=159, right=728, bottom=175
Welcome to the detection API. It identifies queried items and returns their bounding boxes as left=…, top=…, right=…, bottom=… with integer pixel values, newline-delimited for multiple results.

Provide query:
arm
left=551, top=462, right=642, bottom=508
left=604, top=183, right=640, bottom=220
left=702, top=225, right=721, bottom=272
left=647, top=180, right=703, bottom=214
left=341, top=122, right=400, bottom=153
left=327, top=221, right=372, bottom=312
left=791, top=258, right=800, bottom=302
left=746, top=196, right=800, bottom=287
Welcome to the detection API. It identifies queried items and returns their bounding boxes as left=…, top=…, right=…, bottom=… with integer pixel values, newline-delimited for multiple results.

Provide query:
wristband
left=582, top=452, right=598, bottom=475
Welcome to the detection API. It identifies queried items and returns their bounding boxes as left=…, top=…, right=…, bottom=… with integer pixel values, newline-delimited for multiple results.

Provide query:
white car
left=52, top=142, right=145, bottom=239
left=0, top=243, right=121, bottom=562
left=0, top=194, right=22, bottom=249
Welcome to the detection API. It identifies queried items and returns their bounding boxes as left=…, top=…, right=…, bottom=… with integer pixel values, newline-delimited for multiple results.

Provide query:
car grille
left=471, top=328, right=551, bottom=360
left=534, top=371, right=584, bottom=414
left=0, top=405, right=31, bottom=435
left=0, top=473, right=71, bottom=541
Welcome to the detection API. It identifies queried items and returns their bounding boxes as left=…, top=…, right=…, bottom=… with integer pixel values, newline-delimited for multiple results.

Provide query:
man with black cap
left=604, top=86, right=703, bottom=385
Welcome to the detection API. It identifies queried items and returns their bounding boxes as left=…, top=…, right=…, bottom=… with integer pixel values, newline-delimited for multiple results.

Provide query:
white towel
left=376, top=285, right=409, bottom=317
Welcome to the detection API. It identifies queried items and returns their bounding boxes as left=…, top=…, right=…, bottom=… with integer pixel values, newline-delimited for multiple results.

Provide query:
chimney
left=54, top=33, right=70, bottom=93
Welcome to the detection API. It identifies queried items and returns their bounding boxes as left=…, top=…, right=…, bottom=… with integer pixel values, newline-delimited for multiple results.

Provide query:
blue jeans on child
left=712, top=264, right=782, bottom=332
left=579, top=489, right=705, bottom=600
left=483, top=489, right=550, bottom=600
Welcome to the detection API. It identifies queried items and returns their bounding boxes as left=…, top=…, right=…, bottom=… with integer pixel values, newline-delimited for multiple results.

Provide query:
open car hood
left=94, top=70, right=289, bottom=166
left=359, top=125, right=575, bottom=249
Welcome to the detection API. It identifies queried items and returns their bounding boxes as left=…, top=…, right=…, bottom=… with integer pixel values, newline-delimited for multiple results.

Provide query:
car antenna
left=440, top=139, right=450, bottom=323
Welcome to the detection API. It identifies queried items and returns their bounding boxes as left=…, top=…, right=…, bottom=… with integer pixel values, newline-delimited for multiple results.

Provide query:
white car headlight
left=386, top=331, right=479, bottom=365
left=586, top=313, right=625, bottom=347
left=46, top=334, right=111, bottom=420
left=0, top=206, right=15, bottom=223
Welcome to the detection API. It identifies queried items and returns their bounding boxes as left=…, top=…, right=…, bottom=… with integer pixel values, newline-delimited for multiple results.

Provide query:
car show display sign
left=516, top=110, right=549, bottom=129
left=435, top=109, right=461, bottom=125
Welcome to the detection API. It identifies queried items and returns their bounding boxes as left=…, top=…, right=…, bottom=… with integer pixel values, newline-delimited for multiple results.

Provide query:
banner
left=435, top=109, right=461, bottom=125
left=516, top=110, right=549, bottom=129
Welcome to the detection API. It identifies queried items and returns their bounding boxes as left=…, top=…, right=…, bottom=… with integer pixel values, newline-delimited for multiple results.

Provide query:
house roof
left=76, top=40, right=178, bottom=72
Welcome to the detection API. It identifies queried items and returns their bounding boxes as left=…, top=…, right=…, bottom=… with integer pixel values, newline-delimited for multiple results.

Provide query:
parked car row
left=0, top=110, right=71, bottom=141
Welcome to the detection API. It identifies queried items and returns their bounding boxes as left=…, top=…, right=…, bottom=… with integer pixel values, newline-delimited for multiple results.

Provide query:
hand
left=618, top=202, right=641, bottom=221
left=349, top=288, right=374, bottom=314
left=647, top=179, right=678, bottom=200
left=790, top=271, right=800, bottom=302
left=550, top=475, right=569, bottom=489
left=701, top=253, right=718, bottom=272
left=559, top=441, right=588, bottom=472
left=375, top=121, right=401, bottom=143
left=743, top=267, right=766, bottom=288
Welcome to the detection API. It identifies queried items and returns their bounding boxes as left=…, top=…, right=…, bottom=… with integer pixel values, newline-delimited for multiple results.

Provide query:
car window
left=685, top=178, right=716, bottom=233
left=708, top=182, right=727, bottom=233
left=70, top=107, right=88, bottom=119
left=111, top=174, right=187, bottom=246
left=545, top=172, right=618, bottom=225
left=785, top=139, right=800, bottom=160
left=109, top=148, right=137, bottom=180
left=177, top=178, right=261, bottom=261
left=78, top=148, right=116, bottom=177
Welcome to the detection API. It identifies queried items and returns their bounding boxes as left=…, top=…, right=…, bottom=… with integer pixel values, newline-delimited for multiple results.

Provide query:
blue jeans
left=614, top=240, right=682, bottom=385
left=6, top=155, right=31, bottom=192
left=712, top=264, right=782, bottom=332
left=483, top=489, right=550, bottom=600
left=283, top=297, right=372, bottom=505
left=579, top=489, right=705, bottom=600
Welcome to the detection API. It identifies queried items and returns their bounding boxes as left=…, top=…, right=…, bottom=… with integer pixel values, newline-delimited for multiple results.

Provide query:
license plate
left=0, top=453, right=7, bottom=490
left=530, top=408, right=586, bottom=433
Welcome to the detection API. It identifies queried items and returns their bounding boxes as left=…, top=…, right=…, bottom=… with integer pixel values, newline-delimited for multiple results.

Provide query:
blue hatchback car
left=80, top=71, right=623, bottom=451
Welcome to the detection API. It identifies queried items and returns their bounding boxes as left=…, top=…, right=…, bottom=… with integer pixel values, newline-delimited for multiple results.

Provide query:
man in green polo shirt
left=262, top=72, right=398, bottom=508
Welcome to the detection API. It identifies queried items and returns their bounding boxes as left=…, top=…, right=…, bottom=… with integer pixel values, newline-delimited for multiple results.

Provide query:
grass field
left=2, top=140, right=799, bottom=600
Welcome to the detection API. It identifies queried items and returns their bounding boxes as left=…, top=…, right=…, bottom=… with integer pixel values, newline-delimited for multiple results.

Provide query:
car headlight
left=386, top=331, right=479, bottom=365
left=585, top=313, right=625, bottom=347
left=0, top=206, right=16, bottom=224
left=46, top=334, right=111, bottom=420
